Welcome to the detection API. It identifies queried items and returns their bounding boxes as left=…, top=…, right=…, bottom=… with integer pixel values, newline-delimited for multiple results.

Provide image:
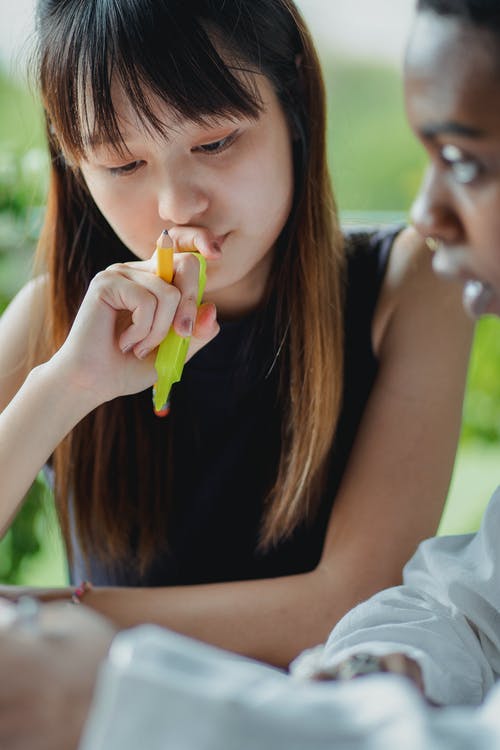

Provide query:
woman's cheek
left=80, top=174, right=154, bottom=258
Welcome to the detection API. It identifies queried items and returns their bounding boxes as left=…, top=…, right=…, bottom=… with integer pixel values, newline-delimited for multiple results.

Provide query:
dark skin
left=342, top=11, right=500, bottom=700
left=406, top=11, right=500, bottom=317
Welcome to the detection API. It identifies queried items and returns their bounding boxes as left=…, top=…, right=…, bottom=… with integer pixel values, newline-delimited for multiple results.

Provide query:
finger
left=192, top=303, right=218, bottom=339
left=187, top=303, right=220, bottom=360
left=88, top=271, right=158, bottom=354
left=88, top=267, right=180, bottom=356
left=108, top=255, right=157, bottom=275
left=167, top=226, right=223, bottom=259
left=381, top=653, right=413, bottom=675
left=170, top=253, right=206, bottom=337
left=95, top=264, right=176, bottom=308
left=112, top=262, right=194, bottom=344
left=381, top=654, right=425, bottom=692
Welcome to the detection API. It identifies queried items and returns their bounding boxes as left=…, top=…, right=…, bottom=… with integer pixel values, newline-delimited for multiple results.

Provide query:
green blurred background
left=0, top=54, right=499, bottom=586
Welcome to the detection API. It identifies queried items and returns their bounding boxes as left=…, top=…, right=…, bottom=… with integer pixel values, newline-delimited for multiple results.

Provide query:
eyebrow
left=420, top=121, right=486, bottom=139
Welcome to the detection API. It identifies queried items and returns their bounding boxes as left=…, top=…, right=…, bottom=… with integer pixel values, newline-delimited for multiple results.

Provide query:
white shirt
left=309, top=486, right=500, bottom=707
left=80, top=617, right=500, bottom=748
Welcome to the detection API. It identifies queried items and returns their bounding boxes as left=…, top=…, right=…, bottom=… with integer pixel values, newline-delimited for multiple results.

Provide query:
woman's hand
left=0, top=232, right=219, bottom=532
left=50, top=235, right=220, bottom=407
left=0, top=599, right=116, bottom=750
left=312, top=651, right=426, bottom=696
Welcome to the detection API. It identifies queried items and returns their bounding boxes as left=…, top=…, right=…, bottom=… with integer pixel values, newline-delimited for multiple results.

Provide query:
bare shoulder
left=0, top=274, right=49, bottom=334
left=373, top=226, right=473, bottom=357
left=0, top=275, right=50, bottom=407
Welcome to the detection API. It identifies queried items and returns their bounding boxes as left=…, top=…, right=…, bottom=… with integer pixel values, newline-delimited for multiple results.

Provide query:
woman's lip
left=214, top=233, right=228, bottom=247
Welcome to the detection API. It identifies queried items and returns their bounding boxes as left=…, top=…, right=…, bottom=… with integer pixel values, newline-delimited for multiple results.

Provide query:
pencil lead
left=157, top=229, right=173, bottom=248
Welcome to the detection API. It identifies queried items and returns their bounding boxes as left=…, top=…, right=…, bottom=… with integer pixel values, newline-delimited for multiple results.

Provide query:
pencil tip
left=157, top=229, right=172, bottom=248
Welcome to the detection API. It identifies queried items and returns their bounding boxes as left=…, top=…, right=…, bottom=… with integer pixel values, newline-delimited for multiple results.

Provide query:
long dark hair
left=32, top=0, right=344, bottom=573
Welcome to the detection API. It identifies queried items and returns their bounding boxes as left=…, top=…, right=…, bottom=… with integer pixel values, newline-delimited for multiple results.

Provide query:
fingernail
left=137, top=347, right=151, bottom=359
left=181, top=318, right=193, bottom=336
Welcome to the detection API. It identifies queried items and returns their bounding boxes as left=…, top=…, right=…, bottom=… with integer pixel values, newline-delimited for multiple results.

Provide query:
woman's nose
left=157, top=171, right=210, bottom=226
left=410, top=165, right=463, bottom=245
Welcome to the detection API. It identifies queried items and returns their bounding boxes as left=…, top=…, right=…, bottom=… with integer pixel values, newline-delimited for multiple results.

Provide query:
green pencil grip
left=153, top=252, right=207, bottom=412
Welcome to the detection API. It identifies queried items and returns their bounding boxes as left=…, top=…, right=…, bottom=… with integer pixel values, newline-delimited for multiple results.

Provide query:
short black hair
left=417, top=0, right=500, bottom=29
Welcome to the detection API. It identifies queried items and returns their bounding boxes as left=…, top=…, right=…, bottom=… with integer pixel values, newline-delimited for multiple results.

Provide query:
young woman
left=0, top=0, right=471, bottom=667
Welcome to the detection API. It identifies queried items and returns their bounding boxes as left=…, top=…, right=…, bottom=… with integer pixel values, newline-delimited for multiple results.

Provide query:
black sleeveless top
left=70, top=227, right=399, bottom=586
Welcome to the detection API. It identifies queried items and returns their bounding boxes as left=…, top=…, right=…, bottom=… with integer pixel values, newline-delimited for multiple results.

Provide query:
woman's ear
left=47, top=119, right=77, bottom=170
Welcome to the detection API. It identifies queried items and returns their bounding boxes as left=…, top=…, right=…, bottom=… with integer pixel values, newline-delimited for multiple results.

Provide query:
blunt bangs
left=35, top=0, right=266, bottom=160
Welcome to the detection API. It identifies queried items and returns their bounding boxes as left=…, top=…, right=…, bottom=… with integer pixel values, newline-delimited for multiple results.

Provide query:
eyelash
left=106, top=131, right=239, bottom=177
left=108, top=160, right=145, bottom=177
left=192, top=131, right=239, bottom=155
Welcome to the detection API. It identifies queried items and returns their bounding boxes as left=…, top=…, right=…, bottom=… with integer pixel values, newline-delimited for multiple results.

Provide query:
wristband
left=71, top=580, right=93, bottom=605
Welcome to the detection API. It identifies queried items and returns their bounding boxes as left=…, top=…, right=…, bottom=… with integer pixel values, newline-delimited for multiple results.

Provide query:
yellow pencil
left=152, top=229, right=207, bottom=416
left=156, top=229, right=174, bottom=283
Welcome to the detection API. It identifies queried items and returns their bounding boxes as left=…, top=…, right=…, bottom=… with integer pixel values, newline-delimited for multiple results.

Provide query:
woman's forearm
left=81, top=564, right=389, bottom=668
left=0, top=361, right=98, bottom=535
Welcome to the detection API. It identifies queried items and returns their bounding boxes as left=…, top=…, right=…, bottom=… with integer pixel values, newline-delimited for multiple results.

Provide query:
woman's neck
left=206, top=251, right=274, bottom=321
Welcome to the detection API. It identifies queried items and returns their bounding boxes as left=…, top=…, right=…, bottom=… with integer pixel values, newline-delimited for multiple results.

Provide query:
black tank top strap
left=343, top=225, right=403, bottom=358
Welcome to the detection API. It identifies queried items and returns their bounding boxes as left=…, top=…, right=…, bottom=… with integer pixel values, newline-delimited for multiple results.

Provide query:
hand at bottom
left=0, top=599, right=116, bottom=750
left=313, top=652, right=427, bottom=699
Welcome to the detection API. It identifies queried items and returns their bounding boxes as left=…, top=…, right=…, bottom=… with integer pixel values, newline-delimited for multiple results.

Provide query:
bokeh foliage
left=326, top=59, right=424, bottom=212
left=0, top=56, right=498, bottom=584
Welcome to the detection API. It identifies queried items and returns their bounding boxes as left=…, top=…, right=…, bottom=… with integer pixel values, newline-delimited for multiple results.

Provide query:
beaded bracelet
left=71, top=580, right=93, bottom=605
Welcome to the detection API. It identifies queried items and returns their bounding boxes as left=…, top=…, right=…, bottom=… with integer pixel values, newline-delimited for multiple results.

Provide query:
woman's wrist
left=29, top=357, right=104, bottom=420
left=0, top=360, right=103, bottom=532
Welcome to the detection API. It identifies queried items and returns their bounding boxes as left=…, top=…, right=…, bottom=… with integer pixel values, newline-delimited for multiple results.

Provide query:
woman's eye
left=193, top=132, right=238, bottom=155
left=441, top=144, right=480, bottom=184
left=108, top=160, right=145, bottom=177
